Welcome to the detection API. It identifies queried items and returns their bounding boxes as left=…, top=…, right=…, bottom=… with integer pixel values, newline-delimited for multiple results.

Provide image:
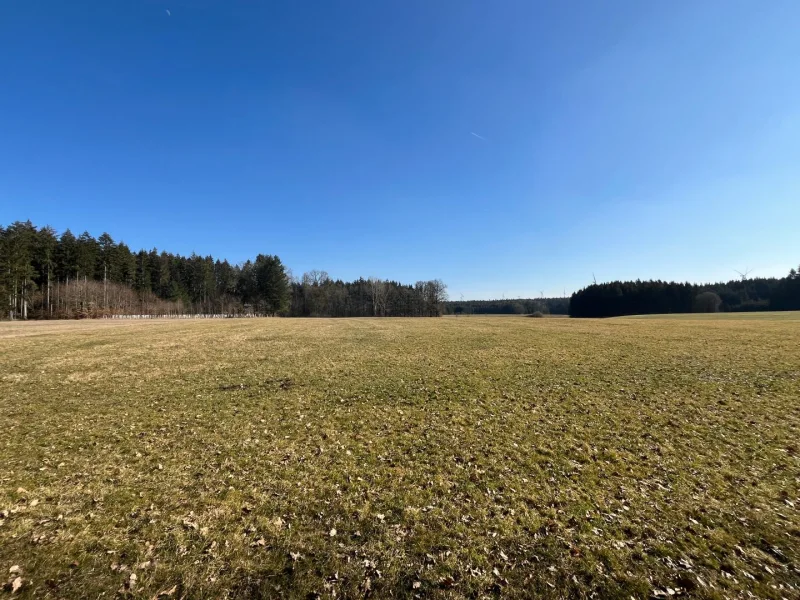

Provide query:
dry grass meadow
left=1, top=314, right=799, bottom=599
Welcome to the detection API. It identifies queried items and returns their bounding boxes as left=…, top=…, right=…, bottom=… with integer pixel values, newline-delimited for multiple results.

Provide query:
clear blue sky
left=2, top=1, right=799, bottom=299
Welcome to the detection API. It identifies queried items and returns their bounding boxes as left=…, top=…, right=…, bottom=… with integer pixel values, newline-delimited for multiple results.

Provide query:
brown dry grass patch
left=1, top=315, right=799, bottom=598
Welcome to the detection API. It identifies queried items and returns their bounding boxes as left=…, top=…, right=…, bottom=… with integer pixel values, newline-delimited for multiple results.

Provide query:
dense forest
left=442, top=297, right=569, bottom=316
left=0, top=221, right=447, bottom=319
left=569, top=271, right=800, bottom=318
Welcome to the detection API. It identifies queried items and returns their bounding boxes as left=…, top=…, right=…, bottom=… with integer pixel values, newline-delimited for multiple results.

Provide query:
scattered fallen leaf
left=11, top=577, right=23, bottom=593
left=182, top=518, right=198, bottom=530
left=157, top=584, right=178, bottom=597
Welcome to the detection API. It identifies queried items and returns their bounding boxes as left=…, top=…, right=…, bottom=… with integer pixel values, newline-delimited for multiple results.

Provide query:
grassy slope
left=1, top=317, right=798, bottom=598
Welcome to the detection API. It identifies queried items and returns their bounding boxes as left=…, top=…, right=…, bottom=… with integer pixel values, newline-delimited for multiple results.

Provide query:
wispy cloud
left=166, top=9, right=171, bottom=16
left=470, top=132, right=487, bottom=141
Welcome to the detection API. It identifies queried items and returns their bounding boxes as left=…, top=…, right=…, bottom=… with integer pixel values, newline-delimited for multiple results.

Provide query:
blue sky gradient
left=2, top=1, right=798, bottom=299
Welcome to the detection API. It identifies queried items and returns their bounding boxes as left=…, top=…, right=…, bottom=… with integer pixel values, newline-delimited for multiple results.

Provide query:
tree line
left=569, top=270, right=800, bottom=318
left=0, top=221, right=447, bottom=319
left=443, top=297, right=569, bottom=316
left=288, top=271, right=447, bottom=318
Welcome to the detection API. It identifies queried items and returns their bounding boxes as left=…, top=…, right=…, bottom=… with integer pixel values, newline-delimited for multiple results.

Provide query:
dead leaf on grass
left=156, top=584, right=179, bottom=598
left=10, top=577, right=24, bottom=593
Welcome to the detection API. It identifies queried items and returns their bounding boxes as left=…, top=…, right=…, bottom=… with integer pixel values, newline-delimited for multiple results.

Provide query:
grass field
left=618, top=312, right=800, bottom=322
left=1, top=315, right=799, bottom=598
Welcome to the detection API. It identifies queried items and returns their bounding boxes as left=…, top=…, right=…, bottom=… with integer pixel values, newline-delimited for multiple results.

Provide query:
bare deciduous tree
left=368, top=277, right=389, bottom=316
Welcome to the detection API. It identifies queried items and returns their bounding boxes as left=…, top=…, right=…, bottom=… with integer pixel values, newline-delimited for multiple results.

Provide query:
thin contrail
left=470, top=132, right=487, bottom=141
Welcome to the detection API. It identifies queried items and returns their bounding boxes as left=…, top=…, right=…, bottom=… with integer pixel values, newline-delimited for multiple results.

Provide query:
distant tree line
left=569, top=270, right=800, bottom=317
left=0, top=221, right=447, bottom=319
left=288, top=271, right=447, bottom=318
left=771, top=267, right=800, bottom=311
left=442, top=297, right=569, bottom=316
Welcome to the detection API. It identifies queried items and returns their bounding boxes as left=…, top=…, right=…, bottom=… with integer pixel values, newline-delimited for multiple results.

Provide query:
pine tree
left=34, top=226, right=58, bottom=316
left=254, top=254, right=290, bottom=315
left=56, top=229, right=78, bottom=281
left=1, top=222, right=38, bottom=319
left=76, top=231, right=98, bottom=280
